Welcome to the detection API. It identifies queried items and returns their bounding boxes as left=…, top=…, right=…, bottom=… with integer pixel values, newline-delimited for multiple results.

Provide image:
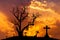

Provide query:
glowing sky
left=23, top=0, right=60, bottom=39
left=0, top=12, right=18, bottom=39
left=0, top=0, right=60, bottom=39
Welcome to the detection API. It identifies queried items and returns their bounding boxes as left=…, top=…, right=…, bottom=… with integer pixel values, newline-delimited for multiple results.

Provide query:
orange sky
left=0, top=0, right=60, bottom=39
left=23, top=0, right=60, bottom=39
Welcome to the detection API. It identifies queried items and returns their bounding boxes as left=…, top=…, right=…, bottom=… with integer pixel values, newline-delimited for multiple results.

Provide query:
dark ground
left=2, top=36, right=59, bottom=40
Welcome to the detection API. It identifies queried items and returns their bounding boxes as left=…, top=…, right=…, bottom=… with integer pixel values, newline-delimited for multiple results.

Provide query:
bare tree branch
left=11, top=6, right=38, bottom=37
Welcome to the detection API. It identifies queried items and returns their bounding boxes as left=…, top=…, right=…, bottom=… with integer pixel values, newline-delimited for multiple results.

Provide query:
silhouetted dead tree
left=21, top=14, right=37, bottom=32
left=11, top=6, right=39, bottom=37
left=21, top=14, right=40, bottom=37
left=11, top=6, right=28, bottom=36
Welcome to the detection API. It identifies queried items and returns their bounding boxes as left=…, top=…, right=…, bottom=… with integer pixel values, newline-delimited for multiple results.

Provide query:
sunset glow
left=0, top=0, right=60, bottom=39
left=23, top=0, right=60, bottom=37
left=0, top=12, right=17, bottom=39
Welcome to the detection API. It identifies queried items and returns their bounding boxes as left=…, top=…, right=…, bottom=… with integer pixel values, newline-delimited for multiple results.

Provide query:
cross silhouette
left=44, top=25, right=50, bottom=36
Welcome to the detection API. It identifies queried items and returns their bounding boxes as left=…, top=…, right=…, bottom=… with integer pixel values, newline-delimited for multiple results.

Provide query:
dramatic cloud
left=23, top=0, right=60, bottom=39
left=0, top=0, right=60, bottom=39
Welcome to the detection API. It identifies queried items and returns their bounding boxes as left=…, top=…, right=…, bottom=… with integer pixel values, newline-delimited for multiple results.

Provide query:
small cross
left=44, top=25, right=50, bottom=35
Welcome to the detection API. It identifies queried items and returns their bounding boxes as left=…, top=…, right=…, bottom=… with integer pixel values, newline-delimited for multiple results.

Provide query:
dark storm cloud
left=0, top=0, right=20, bottom=5
left=19, top=0, right=31, bottom=6
left=47, top=0, right=60, bottom=4
left=0, top=0, right=20, bottom=12
left=0, top=0, right=21, bottom=9
left=0, top=0, right=31, bottom=10
left=47, top=0, right=60, bottom=3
